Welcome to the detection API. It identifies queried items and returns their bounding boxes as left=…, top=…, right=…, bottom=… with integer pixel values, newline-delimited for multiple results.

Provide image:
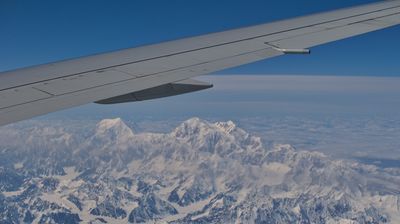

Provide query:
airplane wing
left=1, top=0, right=400, bottom=126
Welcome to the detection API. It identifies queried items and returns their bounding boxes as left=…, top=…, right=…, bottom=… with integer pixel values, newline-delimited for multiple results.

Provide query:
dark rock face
left=129, top=193, right=178, bottom=223
left=90, top=201, right=127, bottom=219
left=0, top=197, right=21, bottom=224
left=38, top=212, right=81, bottom=224
left=0, top=168, right=24, bottom=191
left=167, top=188, right=180, bottom=203
left=23, top=211, right=35, bottom=223
left=67, top=194, right=83, bottom=211
left=41, top=177, right=59, bottom=192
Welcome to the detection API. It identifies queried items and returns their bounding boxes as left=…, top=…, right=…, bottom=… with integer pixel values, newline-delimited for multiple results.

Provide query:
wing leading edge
left=1, top=0, right=400, bottom=126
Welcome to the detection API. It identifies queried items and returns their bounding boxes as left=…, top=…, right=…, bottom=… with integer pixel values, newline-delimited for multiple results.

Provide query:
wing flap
left=96, top=79, right=213, bottom=104
left=33, top=70, right=135, bottom=96
left=0, top=87, right=52, bottom=109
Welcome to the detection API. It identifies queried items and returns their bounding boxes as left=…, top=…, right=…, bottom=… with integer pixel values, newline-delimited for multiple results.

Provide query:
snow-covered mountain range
left=0, top=118, right=399, bottom=223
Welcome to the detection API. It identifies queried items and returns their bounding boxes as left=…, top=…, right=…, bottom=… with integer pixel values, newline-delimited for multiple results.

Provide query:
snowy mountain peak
left=174, top=118, right=239, bottom=137
left=97, top=118, right=124, bottom=129
left=173, top=117, right=210, bottom=138
left=180, top=117, right=205, bottom=128
left=95, top=118, right=134, bottom=140
left=215, top=120, right=236, bottom=134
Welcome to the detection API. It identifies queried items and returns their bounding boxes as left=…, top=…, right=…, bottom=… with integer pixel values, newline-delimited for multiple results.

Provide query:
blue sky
left=1, top=0, right=400, bottom=120
left=1, top=0, right=399, bottom=76
left=1, top=1, right=400, bottom=159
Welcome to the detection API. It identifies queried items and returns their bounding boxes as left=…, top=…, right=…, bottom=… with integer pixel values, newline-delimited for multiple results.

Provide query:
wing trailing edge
left=95, top=79, right=213, bottom=104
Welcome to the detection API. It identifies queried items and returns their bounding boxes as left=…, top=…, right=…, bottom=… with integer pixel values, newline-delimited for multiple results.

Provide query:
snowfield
left=0, top=117, right=399, bottom=223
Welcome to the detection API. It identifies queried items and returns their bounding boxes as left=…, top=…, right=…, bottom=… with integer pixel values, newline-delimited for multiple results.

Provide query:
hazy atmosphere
left=40, top=74, right=400, bottom=161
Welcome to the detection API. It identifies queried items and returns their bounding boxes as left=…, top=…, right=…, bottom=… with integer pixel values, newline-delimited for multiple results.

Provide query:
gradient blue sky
left=1, top=0, right=399, bottom=76
left=2, top=1, right=400, bottom=159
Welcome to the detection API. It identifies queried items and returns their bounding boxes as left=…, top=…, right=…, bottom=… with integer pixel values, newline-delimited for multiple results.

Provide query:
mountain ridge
left=0, top=117, right=399, bottom=223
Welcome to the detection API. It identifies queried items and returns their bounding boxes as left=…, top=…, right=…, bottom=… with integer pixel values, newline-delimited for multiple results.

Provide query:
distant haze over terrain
left=51, top=75, right=400, bottom=118
left=41, top=75, right=400, bottom=159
